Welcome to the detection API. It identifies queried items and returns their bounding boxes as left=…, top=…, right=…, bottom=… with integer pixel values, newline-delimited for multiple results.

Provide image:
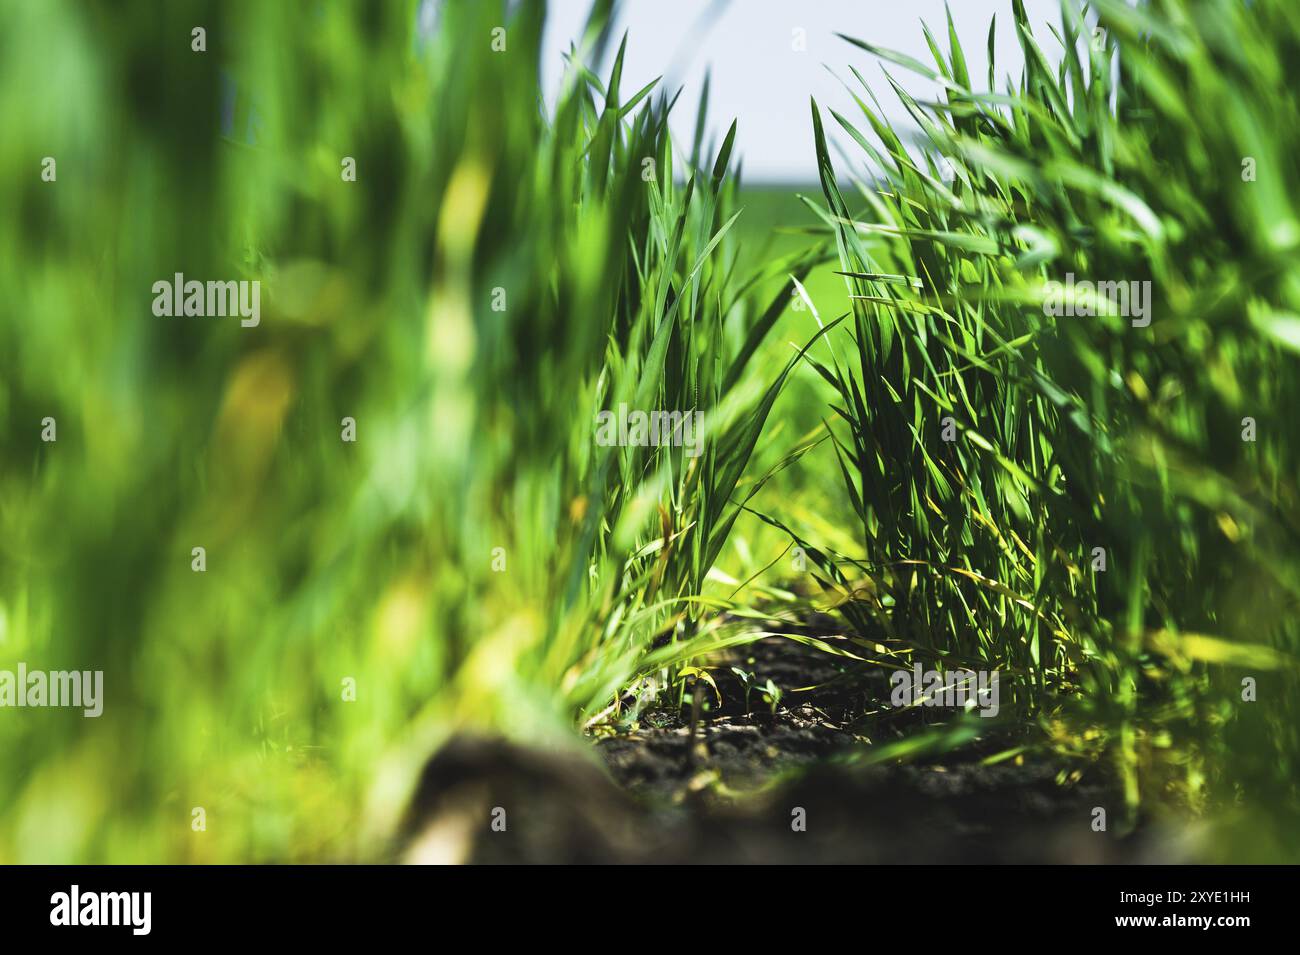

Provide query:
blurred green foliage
left=0, top=0, right=805, bottom=861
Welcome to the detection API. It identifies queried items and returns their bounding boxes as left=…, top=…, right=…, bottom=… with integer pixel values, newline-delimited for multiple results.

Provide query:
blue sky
left=540, top=0, right=1079, bottom=183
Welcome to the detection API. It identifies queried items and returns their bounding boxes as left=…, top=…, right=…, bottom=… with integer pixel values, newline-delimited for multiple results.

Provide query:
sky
left=540, top=0, right=1079, bottom=183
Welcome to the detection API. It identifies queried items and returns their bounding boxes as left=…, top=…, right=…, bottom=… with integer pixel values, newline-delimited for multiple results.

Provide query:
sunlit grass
left=792, top=0, right=1300, bottom=855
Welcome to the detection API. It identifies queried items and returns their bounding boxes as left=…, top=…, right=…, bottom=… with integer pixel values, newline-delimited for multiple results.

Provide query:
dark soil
left=399, top=634, right=1200, bottom=864
left=596, top=628, right=882, bottom=800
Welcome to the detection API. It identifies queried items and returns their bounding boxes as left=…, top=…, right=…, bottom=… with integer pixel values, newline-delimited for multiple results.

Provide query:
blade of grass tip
left=618, top=75, right=662, bottom=119
left=987, top=14, right=997, bottom=91
left=690, top=70, right=711, bottom=169
left=921, top=21, right=954, bottom=81
left=946, top=3, right=971, bottom=91
left=810, top=96, right=868, bottom=294
left=711, top=119, right=737, bottom=191
left=835, top=32, right=962, bottom=93
left=588, top=30, right=628, bottom=194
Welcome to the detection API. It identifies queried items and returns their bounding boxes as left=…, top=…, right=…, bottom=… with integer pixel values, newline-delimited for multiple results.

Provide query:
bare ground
left=399, top=634, right=1200, bottom=863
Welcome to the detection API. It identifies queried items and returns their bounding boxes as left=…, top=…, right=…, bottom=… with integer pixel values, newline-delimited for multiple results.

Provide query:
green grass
left=791, top=0, right=1300, bottom=856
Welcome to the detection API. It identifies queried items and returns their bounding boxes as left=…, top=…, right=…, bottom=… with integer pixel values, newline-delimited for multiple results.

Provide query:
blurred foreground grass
left=0, top=0, right=833, bottom=862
